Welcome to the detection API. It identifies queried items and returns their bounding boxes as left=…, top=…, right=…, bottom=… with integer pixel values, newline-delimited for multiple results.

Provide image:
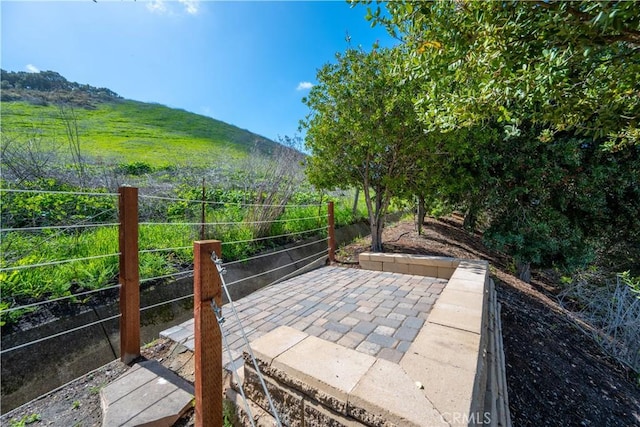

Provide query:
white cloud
left=25, top=64, right=40, bottom=73
left=147, top=0, right=168, bottom=14
left=178, top=0, right=199, bottom=15
left=296, top=81, right=313, bottom=91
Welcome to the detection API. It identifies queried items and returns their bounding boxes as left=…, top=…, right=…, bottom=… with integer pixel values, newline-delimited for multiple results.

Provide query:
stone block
left=400, top=351, right=476, bottom=427
left=446, top=278, right=486, bottom=294
left=249, top=325, right=308, bottom=366
left=243, top=366, right=304, bottom=427
left=271, top=333, right=376, bottom=414
left=382, top=262, right=410, bottom=274
left=407, top=264, right=439, bottom=277
left=408, top=323, right=481, bottom=372
left=349, top=359, right=448, bottom=427
left=303, top=398, right=366, bottom=427
left=359, top=260, right=382, bottom=271
left=436, top=266, right=456, bottom=279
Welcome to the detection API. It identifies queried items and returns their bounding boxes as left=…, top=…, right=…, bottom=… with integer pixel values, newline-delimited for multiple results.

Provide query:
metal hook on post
left=211, top=300, right=225, bottom=325
left=211, top=252, right=226, bottom=275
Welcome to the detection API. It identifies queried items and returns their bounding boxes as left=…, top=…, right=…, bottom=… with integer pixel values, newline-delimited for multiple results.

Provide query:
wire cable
left=0, top=253, right=120, bottom=272
left=0, top=188, right=119, bottom=197
left=0, top=313, right=121, bottom=355
left=221, top=226, right=327, bottom=246
left=139, top=246, right=192, bottom=254
left=213, top=256, right=282, bottom=427
left=139, top=193, right=323, bottom=208
left=139, top=215, right=325, bottom=227
left=210, top=300, right=256, bottom=427
left=139, top=270, right=194, bottom=284
left=1, top=284, right=121, bottom=313
left=223, top=238, right=328, bottom=267
left=1, top=223, right=120, bottom=233
left=140, top=293, right=194, bottom=313
left=225, top=249, right=328, bottom=287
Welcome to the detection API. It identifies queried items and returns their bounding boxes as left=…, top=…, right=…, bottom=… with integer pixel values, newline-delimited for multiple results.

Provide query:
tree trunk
left=417, top=196, right=426, bottom=235
left=370, top=217, right=384, bottom=252
left=516, top=261, right=531, bottom=283
left=352, top=187, right=360, bottom=217
left=463, top=202, right=479, bottom=232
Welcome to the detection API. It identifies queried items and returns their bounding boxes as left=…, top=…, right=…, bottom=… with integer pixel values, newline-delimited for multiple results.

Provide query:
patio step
left=231, top=326, right=447, bottom=427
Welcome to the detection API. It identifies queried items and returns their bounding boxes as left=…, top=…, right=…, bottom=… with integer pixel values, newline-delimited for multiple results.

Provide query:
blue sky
left=1, top=0, right=396, bottom=142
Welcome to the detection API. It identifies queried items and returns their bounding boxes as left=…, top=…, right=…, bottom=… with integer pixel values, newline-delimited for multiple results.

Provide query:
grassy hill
left=1, top=70, right=281, bottom=167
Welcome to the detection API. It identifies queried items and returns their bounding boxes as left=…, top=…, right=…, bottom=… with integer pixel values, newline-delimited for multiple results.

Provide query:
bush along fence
left=0, top=185, right=337, bottom=411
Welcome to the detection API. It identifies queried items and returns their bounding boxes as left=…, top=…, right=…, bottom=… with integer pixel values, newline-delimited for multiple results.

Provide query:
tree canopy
left=301, top=48, right=424, bottom=251
left=301, top=1, right=640, bottom=279
left=359, top=1, right=640, bottom=151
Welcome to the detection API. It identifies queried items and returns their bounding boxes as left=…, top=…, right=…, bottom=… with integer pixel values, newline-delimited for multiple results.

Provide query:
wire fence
left=1, top=186, right=333, bottom=365
left=0, top=235, right=329, bottom=355
left=138, top=215, right=326, bottom=227
left=139, top=193, right=324, bottom=208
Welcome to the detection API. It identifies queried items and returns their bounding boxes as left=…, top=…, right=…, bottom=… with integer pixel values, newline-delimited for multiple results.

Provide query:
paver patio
left=161, top=266, right=447, bottom=368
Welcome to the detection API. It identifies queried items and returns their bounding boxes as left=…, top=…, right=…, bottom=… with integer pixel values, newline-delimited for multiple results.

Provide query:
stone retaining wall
left=230, top=253, right=511, bottom=426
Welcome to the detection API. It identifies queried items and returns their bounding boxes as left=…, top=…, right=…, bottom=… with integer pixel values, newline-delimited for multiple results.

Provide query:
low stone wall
left=230, top=253, right=511, bottom=427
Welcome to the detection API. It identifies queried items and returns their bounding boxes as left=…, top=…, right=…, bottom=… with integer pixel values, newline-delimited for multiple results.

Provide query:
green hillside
left=0, top=70, right=281, bottom=167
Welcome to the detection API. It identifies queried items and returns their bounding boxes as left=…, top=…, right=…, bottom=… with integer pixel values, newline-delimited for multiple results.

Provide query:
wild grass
left=1, top=101, right=276, bottom=167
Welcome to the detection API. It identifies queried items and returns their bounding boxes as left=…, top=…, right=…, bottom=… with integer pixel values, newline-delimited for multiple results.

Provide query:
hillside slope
left=1, top=69, right=281, bottom=167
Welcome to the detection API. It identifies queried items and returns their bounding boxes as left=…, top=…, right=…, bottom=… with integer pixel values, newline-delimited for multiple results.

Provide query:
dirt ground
left=2, top=216, right=639, bottom=426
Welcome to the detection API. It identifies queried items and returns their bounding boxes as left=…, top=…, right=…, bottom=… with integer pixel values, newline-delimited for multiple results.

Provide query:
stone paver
left=161, top=266, right=447, bottom=366
left=100, top=360, right=194, bottom=427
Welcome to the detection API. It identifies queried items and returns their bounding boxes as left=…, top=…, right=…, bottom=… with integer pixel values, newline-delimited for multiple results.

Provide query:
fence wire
left=139, top=193, right=323, bottom=208
left=0, top=313, right=121, bottom=355
left=221, top=226, right=327, bottom=246
left=1, top=223, right=120, bottom=233
left=223, top=238, right=328, bottom=267
left=1, top=284, right=121, bottom=314
left=0, top=253, right=121, bottom=272
left=0, top=188, right=119, bottom=197
left=225, top=248, right=329, bottom=288
left=139, top=215, right=326, bottom=227
left=213, top=255, right=283, bottom=427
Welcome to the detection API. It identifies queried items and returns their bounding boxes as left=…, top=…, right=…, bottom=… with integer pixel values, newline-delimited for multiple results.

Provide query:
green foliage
left=116, top=161, right=154, bottom=176
left=8, top=413, right=41, bottom=427
left=1, top=178, right=116, bottom=229
left=361, top=1, right=640, bottom=150
left=619, top=271, right=640, bottom=299
left=302, top=47, right=424, bottom=251
left=0, top=100, right=277, bottom=167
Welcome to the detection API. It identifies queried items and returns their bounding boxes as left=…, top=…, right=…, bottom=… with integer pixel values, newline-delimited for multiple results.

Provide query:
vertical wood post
left=200, top=178, right=206, bottom=240
left=118, top=186, right=140, bottom=364
left=328, top=201, right=336, bottom=263
left=194, top=240, right=223, bottom=427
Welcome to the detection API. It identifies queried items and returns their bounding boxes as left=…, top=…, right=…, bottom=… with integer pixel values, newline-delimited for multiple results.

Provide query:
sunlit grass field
left=1, top=100, right=278, bottom=166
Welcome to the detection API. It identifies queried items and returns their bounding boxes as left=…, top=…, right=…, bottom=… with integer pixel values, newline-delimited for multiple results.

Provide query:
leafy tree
left=301, top=48, right=424, bottom=251
left=357, top=1, right=640, bottom=151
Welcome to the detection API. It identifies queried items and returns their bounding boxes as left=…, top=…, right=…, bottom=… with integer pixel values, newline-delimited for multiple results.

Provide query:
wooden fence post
left=194, top=240, right=223, bottom=427
left=118, top=186, right=140, bottom=364
left=328, top=201, right=336, bottom=263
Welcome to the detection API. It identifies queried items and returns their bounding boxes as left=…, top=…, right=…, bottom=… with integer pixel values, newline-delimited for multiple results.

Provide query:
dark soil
left=2, top=216, right=639, bottom=426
